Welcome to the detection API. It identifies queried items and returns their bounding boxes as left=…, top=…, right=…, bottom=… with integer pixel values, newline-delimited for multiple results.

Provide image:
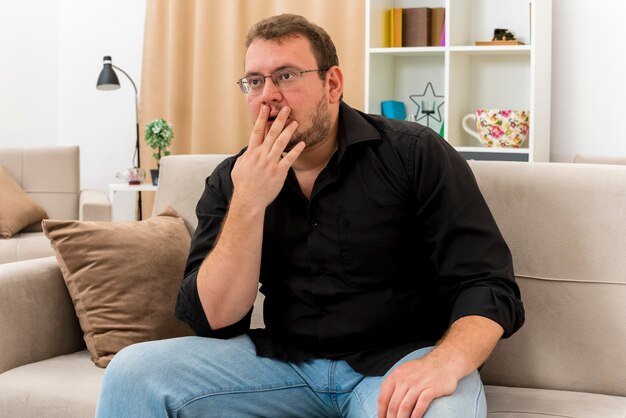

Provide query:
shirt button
left=312, top=221, right=319, bottom=228
left=342, top=218, right=351, bottom=227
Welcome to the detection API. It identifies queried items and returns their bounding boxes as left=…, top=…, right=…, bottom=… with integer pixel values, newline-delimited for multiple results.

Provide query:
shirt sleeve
left=410, top=130, right=525, bottom=338
left=174, top=156, right=253, bottom=339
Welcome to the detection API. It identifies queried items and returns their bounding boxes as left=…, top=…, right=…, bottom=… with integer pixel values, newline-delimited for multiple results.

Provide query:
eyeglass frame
left=236, top=67, right=331, bottom=95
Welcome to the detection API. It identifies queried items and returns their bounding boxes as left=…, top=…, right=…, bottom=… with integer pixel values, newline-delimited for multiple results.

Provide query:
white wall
left=0, top=0, right=60, bottom=148
left=0, top=0, right=624, bottom=208
left=550, top=0, right=626, bottom=162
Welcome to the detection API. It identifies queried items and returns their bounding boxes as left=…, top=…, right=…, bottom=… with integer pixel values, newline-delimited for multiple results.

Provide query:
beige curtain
left=138, top=0, right=365, bottom=216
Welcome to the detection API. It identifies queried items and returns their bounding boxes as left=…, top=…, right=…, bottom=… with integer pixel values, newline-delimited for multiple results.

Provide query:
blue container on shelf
left=381, top=100, right=406, bottom=120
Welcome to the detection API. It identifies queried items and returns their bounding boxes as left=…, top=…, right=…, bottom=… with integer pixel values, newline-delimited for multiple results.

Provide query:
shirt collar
left=336, top=102, right=382, bottom=162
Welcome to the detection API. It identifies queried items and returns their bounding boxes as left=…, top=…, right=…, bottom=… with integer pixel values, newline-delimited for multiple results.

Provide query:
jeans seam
left=474, top=379, right=484, bottom=418
left=168, top=383, right=310, bottom=415
left=329, top=361, right=335, bottom=392
left=351, top=390, right=370, bottom=418
left=329, top=361, right=342, bottom=417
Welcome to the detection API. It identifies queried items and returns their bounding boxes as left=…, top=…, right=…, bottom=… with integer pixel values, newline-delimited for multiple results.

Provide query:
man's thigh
left=97, top=335, right=329, bottom=418
left=347, top=346, right=487, bottom=418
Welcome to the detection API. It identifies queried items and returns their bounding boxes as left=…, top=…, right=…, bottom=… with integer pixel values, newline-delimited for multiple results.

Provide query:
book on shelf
left=440, top=20, right=446, bottom=46
left=430, top=8, right=445, bottom=46
left=386, top=7, right=446, bottom=47
left=388, top=7, right=403, bottom=47
left=402, top=7, right=430, bottom=47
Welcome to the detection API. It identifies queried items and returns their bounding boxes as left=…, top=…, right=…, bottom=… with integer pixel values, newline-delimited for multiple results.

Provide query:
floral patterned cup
left=462, top=109, right=530, bottom=148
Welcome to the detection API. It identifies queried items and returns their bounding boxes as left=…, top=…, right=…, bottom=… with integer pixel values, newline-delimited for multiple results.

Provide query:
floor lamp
left=96, top=56, right=143, bottom=220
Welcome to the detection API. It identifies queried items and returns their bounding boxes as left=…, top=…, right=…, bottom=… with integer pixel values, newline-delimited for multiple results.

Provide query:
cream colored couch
left=574, top=153, right=626, bottom=165
left=0, top=146, right=111, bottom=264
left=0, top=155, right=624, bottom=417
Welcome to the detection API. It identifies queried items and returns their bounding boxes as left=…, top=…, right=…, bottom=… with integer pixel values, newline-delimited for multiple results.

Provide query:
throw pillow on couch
left=0, top=164, right=48, bottom=239
left=42, top=207, right=194, bottom=368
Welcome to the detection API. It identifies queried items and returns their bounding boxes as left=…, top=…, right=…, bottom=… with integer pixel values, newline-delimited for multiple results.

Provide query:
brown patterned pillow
left=42, top=207, right=194, bottom=367
left=0, top=164, right=48, bottom=238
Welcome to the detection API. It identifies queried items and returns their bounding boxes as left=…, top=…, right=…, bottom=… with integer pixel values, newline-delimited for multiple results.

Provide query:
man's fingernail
left=281, top=106, right=290, bottom=114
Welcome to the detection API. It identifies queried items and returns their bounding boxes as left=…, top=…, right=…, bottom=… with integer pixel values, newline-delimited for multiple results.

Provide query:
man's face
left=243, top=36, right=332, bottom=150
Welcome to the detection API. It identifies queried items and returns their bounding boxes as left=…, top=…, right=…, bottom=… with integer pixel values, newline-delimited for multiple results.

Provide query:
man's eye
left=248, top=78, right=263, bottom=87
left=278, top=72, right=296, bottom=82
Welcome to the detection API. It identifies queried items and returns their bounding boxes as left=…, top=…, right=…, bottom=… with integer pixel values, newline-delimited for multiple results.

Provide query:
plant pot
left=150, top=169, right=159, bottom=186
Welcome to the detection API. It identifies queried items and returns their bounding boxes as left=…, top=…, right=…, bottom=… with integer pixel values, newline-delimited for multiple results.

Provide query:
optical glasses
left=237, top=67, right=330, bottom=95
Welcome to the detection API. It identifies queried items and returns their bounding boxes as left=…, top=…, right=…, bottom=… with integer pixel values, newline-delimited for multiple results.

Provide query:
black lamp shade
left=96, top=56, right=120, bottom=90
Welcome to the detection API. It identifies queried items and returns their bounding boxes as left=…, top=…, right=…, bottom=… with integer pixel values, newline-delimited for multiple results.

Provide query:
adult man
left=97, top=14, right=524, bottom=418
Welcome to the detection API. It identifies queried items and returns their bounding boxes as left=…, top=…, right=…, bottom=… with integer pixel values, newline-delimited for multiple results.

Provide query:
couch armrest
left=0, top=257, right=84, bottom=374
left=79, top=189, right=112, bottom=221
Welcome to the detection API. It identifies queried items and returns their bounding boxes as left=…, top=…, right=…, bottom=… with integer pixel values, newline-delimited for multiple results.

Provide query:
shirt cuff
left=175, top=269, right=252, bottom=339
left=449, top=285, right=525, bottom=338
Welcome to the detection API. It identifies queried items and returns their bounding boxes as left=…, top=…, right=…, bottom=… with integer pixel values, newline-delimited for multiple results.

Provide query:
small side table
left=108, top=183, right=158, bottom=220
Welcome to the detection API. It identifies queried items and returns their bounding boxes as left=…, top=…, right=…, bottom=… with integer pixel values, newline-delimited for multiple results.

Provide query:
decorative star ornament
left=409, top=82, right=445, bottom=128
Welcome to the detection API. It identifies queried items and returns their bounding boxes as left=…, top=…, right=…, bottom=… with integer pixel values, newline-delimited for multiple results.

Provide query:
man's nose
left=260, top=78, right=282, bottom=102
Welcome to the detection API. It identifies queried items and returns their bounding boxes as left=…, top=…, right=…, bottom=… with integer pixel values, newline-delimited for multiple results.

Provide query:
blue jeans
left=96, top=335, right=486, bottom=417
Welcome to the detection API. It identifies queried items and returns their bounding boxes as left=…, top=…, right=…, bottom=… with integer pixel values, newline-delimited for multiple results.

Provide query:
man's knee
left=103, top=337, right=190, bottom=387
left=424, top=371, right=486, bottom=418
left=103, top=341, right=155, bottom=385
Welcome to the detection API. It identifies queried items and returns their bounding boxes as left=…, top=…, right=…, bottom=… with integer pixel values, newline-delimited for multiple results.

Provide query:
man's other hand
left=377, top=353, right=458, bottom=418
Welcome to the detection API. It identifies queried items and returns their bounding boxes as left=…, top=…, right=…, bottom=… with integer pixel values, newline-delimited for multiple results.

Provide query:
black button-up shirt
left=175, top=102, right=524, bottom=376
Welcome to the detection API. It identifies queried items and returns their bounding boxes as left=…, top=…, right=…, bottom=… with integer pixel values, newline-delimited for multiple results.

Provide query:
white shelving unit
left=365, top=0, right=552, bottom=162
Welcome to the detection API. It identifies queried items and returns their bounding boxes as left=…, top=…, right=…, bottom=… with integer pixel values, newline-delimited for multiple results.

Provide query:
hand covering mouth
left=268, top=110, right=281, bottom=122
left=267, top=108, right=292, bottom=124
left=268, top=107, right=285, bottom=122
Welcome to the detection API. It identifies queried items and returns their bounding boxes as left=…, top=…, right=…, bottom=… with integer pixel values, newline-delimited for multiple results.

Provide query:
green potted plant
left=144, top=118, right=173, bottom=185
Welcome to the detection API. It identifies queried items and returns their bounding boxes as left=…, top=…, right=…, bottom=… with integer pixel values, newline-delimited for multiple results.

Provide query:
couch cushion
left=153, top=154, right=231, bottom=234
left=0, top=164, right=48, bottom=238
left=0, top=256, right=84, bottom=376
left=471, top=161, right=626, bottom=396
left=0, top=350, right=102, bottom=418
left=485, top=385, right=626, bottom=417
left=42, top=207, right=194, bottom=368
left=0, top=232, right=55, bottom=264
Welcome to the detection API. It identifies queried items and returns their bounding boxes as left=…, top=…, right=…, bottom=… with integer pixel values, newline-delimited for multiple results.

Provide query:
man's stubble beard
left=284, top=94, right=331, bottom=152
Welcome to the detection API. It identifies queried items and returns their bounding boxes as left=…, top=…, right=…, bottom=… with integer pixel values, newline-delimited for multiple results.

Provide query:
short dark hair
left=245, top=14, right=339, bottom=78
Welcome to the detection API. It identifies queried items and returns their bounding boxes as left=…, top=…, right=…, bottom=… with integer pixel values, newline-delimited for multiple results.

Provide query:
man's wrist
left=425, top=345, right=468, bottom=382
left=229, top=190, right=267, bottom=219
left=430, top=315, right=505, bottom=381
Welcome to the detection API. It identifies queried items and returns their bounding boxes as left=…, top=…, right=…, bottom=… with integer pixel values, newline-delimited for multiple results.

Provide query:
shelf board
left=368, top=46, right=530, bottom=57
left=454, top=146, right=530, bottom=154
left=449, top=45, right=531, bottom=56
left=369, top=47, right=445, bottom=57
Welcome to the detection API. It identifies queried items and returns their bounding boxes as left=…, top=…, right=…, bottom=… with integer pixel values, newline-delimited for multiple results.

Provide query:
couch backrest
left=153, top=154, right=231, bottom=235
left=0, top=146, right=80, bottom=231
left=470, top=161, right=626, bottom=397
left=574, top=153, right=626, bottom=165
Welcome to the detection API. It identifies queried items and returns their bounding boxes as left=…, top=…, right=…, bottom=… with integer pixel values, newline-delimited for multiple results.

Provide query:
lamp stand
left=112, top=64, right=143, bottom=221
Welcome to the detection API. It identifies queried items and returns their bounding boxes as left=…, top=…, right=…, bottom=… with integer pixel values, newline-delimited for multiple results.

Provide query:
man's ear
left=326, top=66, right=344, bottom=104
